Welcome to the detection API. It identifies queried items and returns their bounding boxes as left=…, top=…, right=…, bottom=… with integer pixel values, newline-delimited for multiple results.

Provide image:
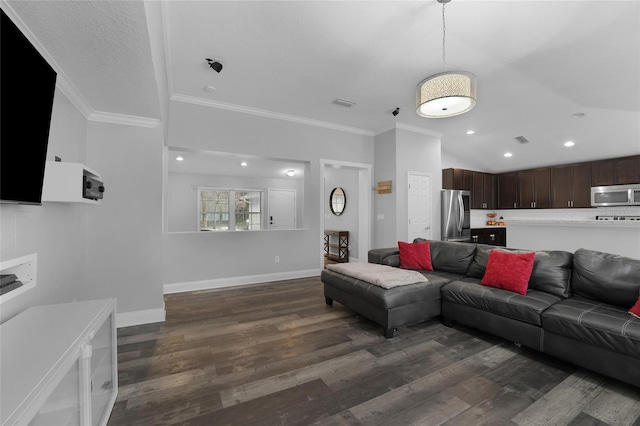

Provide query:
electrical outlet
left=275, top=256, right=280, bottom=263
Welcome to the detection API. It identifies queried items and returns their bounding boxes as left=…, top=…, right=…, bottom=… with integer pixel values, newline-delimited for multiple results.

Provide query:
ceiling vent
left=334, top=98, right=357, bottom=108
left=515, top=136, right=531, bottom=144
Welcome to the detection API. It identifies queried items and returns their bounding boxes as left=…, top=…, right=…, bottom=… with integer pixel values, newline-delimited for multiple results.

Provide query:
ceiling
left=5, top=0, right=640, bottom=174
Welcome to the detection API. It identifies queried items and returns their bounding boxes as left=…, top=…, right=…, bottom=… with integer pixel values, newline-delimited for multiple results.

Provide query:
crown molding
left=89, top=111, right=160, bottom=128
left=55, top=77, right=93, bottom=119
left=375, top=123, right=443, bottom=138
left=160, top=1, right=175, bottom=97
left=395, top=123, right=443, bottom=138
left=3, top=1, right=160, bottom=130
left=171, top=94, right=375, bottom=137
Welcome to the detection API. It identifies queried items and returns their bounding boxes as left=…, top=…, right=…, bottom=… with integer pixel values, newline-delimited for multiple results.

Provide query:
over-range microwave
left=591, top=184, right=640, bottom=207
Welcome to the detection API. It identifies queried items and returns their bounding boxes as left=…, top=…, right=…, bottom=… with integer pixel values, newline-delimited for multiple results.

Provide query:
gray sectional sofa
left=320, top=240, right=640, bottom=388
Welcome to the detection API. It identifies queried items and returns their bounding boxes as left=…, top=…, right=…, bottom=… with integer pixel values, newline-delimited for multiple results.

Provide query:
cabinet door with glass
left=1, top=299, right=117, bottom=426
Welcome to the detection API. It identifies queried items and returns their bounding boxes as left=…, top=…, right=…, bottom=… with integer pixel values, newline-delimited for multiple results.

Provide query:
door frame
left=319, top=159, right=372, bottom=267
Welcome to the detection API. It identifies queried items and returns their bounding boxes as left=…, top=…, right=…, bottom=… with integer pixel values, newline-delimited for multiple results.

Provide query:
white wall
left=85, top=121, right=165, bottom=320
left=373, top=127, right=442, bottom=248
left=324, top=167, right=360, bottom=259
left=395, top=128, right=442, bottom=243
left=373, top=129, right=397, bottom=248
left=441, top=149, right=484, bottom=171
left=163, top=100, right=374, bottom=287
left=168, top=172, right=304, bottom=232
left=0, top=89, right=89, bottom=323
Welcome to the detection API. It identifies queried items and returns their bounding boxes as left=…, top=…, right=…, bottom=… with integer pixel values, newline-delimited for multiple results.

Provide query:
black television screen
left=1, top=8, right=57, bottom=205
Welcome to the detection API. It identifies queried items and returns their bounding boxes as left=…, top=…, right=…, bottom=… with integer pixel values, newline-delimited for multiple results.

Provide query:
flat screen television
left=1, top=8, right=57, bottom=205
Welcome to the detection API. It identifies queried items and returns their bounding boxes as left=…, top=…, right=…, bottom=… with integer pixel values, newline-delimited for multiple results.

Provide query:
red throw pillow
left=481, top=249, right=536, bottom=295
left=398, top=241, right=433, bottom=271
left=630, top=290, right=640, bottom=319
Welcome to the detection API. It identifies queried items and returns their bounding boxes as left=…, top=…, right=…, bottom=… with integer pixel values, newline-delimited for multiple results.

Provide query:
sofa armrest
left=368, top=248, right=400, bottom=267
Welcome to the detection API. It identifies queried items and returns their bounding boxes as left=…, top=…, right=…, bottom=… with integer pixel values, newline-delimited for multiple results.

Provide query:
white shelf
left=42, top=162, right=102, bottom=204
left=0, top=253, right=37, bottom=304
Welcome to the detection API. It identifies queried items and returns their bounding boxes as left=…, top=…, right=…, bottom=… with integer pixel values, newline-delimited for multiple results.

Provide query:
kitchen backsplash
left=470, top=206, right=640, bottom=227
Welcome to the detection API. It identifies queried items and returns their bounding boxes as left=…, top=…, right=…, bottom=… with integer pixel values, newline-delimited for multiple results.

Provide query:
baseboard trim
left=163, top=269, right=322, bottom=294
left=116, top=306, right=166, bottom=328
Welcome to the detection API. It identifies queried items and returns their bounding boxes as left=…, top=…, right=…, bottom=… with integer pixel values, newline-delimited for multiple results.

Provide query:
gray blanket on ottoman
left=326, top=262, right=427, bottom=289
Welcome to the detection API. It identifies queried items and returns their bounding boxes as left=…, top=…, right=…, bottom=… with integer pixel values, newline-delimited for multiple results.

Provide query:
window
left=198, top=188, right=264, bottom=231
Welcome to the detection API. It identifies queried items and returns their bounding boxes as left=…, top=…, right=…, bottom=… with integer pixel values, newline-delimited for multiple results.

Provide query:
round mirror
left=330, top=187, right=346, bottom=216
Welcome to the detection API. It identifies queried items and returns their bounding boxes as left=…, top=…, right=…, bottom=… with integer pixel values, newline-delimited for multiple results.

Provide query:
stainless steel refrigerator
left=441, top=189, right=471, bottom=242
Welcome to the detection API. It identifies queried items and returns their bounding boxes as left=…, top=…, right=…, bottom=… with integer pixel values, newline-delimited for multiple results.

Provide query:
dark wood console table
left=324, top=229, right=349, bottom=264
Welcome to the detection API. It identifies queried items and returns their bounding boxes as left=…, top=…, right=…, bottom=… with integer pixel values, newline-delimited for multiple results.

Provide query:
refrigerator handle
left=458, top=192, right=464, bottom=232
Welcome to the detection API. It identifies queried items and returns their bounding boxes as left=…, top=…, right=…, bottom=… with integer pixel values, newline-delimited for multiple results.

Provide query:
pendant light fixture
left=416, top=0, right=476, bottom=118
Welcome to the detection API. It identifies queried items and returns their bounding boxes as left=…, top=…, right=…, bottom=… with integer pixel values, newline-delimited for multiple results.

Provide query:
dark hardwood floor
left=107, top=277, right=640, bottom=426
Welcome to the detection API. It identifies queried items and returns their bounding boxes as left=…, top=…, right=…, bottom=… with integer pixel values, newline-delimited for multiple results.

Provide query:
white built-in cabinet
left=41, top=161, right=102, bottom=204
left=1, top=299, right=117, bottom=426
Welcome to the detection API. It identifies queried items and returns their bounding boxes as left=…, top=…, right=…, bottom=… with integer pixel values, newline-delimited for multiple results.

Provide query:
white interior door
left=408, top=173, right=432, bottom=241
left=268, top=189, right=296, bottom=229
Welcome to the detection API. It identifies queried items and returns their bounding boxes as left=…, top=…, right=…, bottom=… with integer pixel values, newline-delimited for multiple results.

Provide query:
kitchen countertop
left=506, top=219, right=640, bottom=228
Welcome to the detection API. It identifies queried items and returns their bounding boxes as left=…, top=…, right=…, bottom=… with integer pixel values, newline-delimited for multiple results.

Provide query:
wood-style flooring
left=107, top=277, right=640, bottom=426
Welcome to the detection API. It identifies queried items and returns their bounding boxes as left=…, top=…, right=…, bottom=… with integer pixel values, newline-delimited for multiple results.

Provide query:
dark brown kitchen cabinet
left=551, top=162, right=591, bottom=208
left=459, top=169, right=473, bottom=191
left=591, top=159, right=615, bottom=186
left=497, top=171, right=518, bottom=209
left=444, top=168, right=494, bottom=208
left=442, top=168, right=472, bottom=191
left=517, top=168, right=551, bottom=209
left=615, top=156, right=640, bottom=184
left=483, top=173, right=496, bottom=209
left=471, top=171, right=496, bottom=209
left=591, top=155, right=640, bottom=186
left=471, top=228, right=506, bottom=247
left=443, top=168, right=454, bottom=189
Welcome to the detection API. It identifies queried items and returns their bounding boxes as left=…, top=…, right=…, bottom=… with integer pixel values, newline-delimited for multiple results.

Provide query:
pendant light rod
left=440, top=0, right=448, bottom=72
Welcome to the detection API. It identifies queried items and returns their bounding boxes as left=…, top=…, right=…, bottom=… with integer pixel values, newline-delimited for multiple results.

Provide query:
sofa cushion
left=321, top=269, right=451, bottom=310
left=481, top=249, right=535, bottom=295
left=368, top=248, right=400, bottom=267
left=398, top=241, right=433, bottom=271
left=415, top=239, right=476, bottom=275
left=468, top=245, right=573, bottom=298
left=542, top=296, right=640, bottom=359
left=441, top=278, right=562, bottom=326
left=572, top=248, right=640, bottom=308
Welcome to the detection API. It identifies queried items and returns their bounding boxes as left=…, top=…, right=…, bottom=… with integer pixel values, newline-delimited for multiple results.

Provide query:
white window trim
left=196, top=186, right=266, bottom=232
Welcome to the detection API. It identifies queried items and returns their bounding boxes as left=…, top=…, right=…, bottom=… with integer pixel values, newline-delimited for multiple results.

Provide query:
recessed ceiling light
left=286, top=169, right=296, bottom=177
left=571, top=112, right=585, bottom=119
left=564, top=141, right=576, bottom=148
left=240, top=161, right=247, bottom=167
left=176, top=156, right=184, bottom=161
left=204, top=85, right=216, bottom=92
left=504, top=152, right=513, bottom=158
left=466, top=130, right=475, bottom=135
